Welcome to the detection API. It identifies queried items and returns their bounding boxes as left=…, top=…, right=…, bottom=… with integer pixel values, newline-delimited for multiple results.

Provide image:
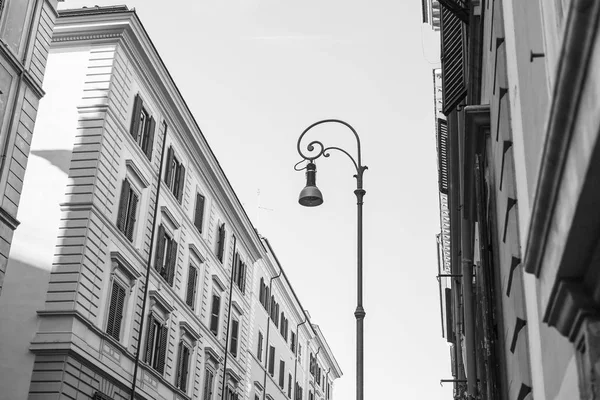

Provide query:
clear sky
left=60, top=0, right=451, bottom=398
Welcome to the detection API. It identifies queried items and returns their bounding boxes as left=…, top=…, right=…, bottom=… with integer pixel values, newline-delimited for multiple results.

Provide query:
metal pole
left=354, top=185, right=365, bottom=400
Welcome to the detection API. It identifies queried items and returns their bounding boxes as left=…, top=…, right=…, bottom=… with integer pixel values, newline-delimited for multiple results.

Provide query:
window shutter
left=216, top=224, right=225, bottom=262
left=258, top=331, right=263, bottom=360
left=437, top=118, right=450, bottom=194
left=117, top=179, right=130, bottom=232
left=176, top=341, right=184, bottom=387
left=186, top=266, right=197, bottom=308
left=177, top=164, right=186, bottom=203
left=181, top=345, right=190, bottom=391
left=145, top=116, right=155, bottom=160
left=144, top=315, right=155, bottom=363
left=259, top=277, right=264, bottom=305
left=230, top=320, right=239, bottom=356
left=157, top=324, right=168, bottom=374
left=167, top=240, right=177, bottom=286
left=125, top=191, right=138, bottom=242
left=130, top=94, right=143, bottom=140
left=279, top=360, right=285, bottom=387
left=268, top=346, right=275, bottom=376
left=210, top=294, right=220, bottom=335
left=164, top=146, right=174, bottom=185
left=194, top=193, right=205, bottom=232
left=232, top=253, right=239, bottom=285
left=288, top=374, right=292, bottom=398
left=154, top=225, right=165, bottom=272
left=106, top=280, right=122, bottom=339
left=440, top=4, right=467, bottom=114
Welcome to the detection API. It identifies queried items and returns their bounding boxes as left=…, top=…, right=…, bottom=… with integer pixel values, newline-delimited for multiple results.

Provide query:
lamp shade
left=298, top=162, right=323, bottom=207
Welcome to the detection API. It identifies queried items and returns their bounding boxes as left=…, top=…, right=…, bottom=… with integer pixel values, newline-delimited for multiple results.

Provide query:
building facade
left=0, top=0, right=61, bottom=294
left=421, top=0, right=442, bottom=31
left=0, top=6, right=340, bottom=400
left=432, top=0, right=600, bottom=399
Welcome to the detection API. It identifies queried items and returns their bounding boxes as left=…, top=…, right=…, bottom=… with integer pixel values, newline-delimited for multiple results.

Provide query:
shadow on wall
left=30, top=149, right=73, bottom=175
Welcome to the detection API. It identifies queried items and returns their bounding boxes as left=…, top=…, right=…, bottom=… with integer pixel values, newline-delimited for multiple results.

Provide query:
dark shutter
left=117, top=179, right=130, bottom=232
left=445, top=288, right=455, bottom=343
left=106, top=280, right=125, bottom=340
left=268, top=346, right=275, bottom=376
left=232, top=253, right=239, bottom=285
left=259, top=277, right=264, bottom=305
left=144, top=315, right=155, bottom=363
left=279, top=360, right=285, bottom=387
left=194, top=193, right=205, bottom=232
left=130, top=94, right=143, bottom=140
left=210, top=294, right=220, bottom=335
left=157, top=324, right=168, bottom=374
left=177, top=164, right=186, bottom=203
left=258, top=331, right=263, bottom=360
left=437, top=118, right=450, bottom=194
left=216, top=224, right=225, bottom=262
left=176, top=341, right=184, bottom=387
left=441, top=4, right=467, bottom=114
left=154, top=225, right=165, bottom=272
left=167, top=240, right=177, bottom=286
left=181, top=345, right=190, bottom=391
left=230, top=319, right=239, bottom=356
left=125, top=191, right=138, bottom=241
left=288, top=374, right=292, bottom=398
left=186, top=266, right=197, bottom=308
left=164, top=146, right=174, bottom=185
left=145, top=116, right=156, bottom=160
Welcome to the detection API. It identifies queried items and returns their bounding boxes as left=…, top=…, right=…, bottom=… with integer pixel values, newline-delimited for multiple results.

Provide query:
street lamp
left=295, top=119, right=367, bottom=400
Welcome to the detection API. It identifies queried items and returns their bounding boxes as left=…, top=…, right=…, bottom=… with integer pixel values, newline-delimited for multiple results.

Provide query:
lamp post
left=295, top=119, right=367, bottom=400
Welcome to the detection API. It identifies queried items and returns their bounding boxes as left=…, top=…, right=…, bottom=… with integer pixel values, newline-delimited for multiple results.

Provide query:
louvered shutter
left=210, top=294, right=220, bottom=334
left=268, top=346, right=275, bottom=375
left=259, top=278, right=264, bottom=305
left=176, top=341, right=184, bottom=387
left=288, top=374, right=292, bottom=398
left=194, top=193, right=205, bottom=232
left=154, top=225, right=165, bottom=273
left=157, top=324, right=168, bottom=374
left=125, top=191, right=138, bottom=241
left=130, top=94, right=143, bottom=140
left=145, top=316, right=155, bottom=363
left=445, top=288, right=455, bottom=343
left=177, top=164, right=186, bottom=203
left=440, top=4, right=467, bottom=114
left=145, top=116, right=155, bottom=160
left=117, top=179, right=130, bottom=233
left=186, top=266, right=197, bottom=308
left=216, top=224, right=225, bottom=262
left=232, top=253, right=239, bottom=286
left=241, top=263, right=246, bottom=293
left=279, top=360, right=285, bottom=387
left=230, top=320, right=239, bottom=356
left=167, top=240, right=177, bottom=286
left=112, top=283, right=126, bottom=340
left=258, top=331, right=263, bottom=360
left=106, top=280, right=119, bottom=338
left=437, top=119, right=450, bottom=194
left=181, top=345, right=190, bottom=391
left=164, top=146, right=174, bottom=185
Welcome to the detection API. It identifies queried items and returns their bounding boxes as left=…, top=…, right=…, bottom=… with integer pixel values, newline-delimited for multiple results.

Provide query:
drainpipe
left=312, top=345, right=321, bottom=392
left=130, top=120, right=169, bottom=399
left=220, top=235, right=237, bottom=399
left=461, top=215, right=477, bottom=398
left=325, top=367, right=331, bottom=400
left=293, top=314, right=309, bottom=400
left=262, top=267, right=282, bottom=400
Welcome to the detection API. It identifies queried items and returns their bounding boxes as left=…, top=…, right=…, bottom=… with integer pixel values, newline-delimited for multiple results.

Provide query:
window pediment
left=204, top=346, right=222, bottom=365
left=179, top=321, right=200, bottom=346
left=160, top=206, right=180, bottom=231
left=125, top=159, right=150, bottom=188
left=110, top=251, right=142, bottom=285
left=189, top=243, right=205, bottom=263
left=149, top=289, right=174, bottom=314
left=212, top=274, right=226, bottom=292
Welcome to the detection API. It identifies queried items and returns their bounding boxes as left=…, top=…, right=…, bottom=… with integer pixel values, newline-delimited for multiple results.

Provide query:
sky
left=60, top=0, right=450, bottom=398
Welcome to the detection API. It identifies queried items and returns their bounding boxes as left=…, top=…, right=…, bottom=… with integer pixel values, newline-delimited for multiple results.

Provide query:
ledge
left=212, top=274, right=226, bottom=292
left=161, top=206, right=180, bottom=231
left=110, top=251, right=142, bottom=281
left=149, top=290, right=174, bottom=314
left=126, top=159, right=150, bottom=188
left=189, top=243, right=205, bottom=263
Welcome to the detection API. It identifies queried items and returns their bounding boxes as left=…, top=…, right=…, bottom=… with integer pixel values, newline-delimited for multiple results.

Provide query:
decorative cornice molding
left=212, top=274, right=226, bottom=292
left=52, top=32, right=122, bottom=43
left=189, top=243, right=205, bottom=263
left=0, top=206, right=19, bottom=230
left=126, top=159, right=150, bottom=188
left=149, top=289, right=174, bottom=314
left=110, top=251, right=142, bottom=281
left=160, top=206, right=180, bottom=231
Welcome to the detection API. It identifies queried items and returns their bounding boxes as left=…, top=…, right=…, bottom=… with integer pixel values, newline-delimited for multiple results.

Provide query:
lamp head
left=299, top=162, right=323, bottom=207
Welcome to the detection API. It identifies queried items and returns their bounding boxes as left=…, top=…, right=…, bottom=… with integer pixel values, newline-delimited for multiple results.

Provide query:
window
left=129, top=94, right=155, bottom=160
left=194, top=193, right=205, bottom=233
left=268, top=345, right=275, bottom=376
left=202, top=368, right=215, bottom=400
left=164, top=146, right=185, bottom=202
left=288, top=374, right=292, bottom=398
left=185, top=265, right=198, bottom=309
left=233, top=253, right=246, bottom=293
left=279, top=360, right=285, bottom=388
left=175, top=341, right=191, bottom=391
left=229, top=319, right=239, bottom=357
left=215, top=223, right=226, bottom=262
left=210, top=294, right=221, bottom=336
left=257, top=331, right=263, bottom=361
left=144, top=314, right=168, bottom=374
left=309, top=391, right=314, bottom=400
left=154, top=225, right=177, bottom=286
left=105, top=280, right=126, bottom=341
left=295, top=382, right=304, bottom=400
left=225, top=387, right=239, bottom=400
left=290, top=332, right=296, bottom=353
left=326, top=382, right=330, bottom=400
left=280, top=312, right=288, bottom=341
left=270, top=296, right=279, bottom=327
left=116, top=179, right=139, bottom=242
left=259, top=277, right=270, bottom=311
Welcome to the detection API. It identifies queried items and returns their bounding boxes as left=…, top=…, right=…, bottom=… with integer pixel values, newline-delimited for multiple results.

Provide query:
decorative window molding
left=161, top=206, right=180, bottom=231
left=125, top=159, right=150, bottom=188
left=231, top=300, right=243, bottom=315
left=253, top=380, right=264, bottom=392
left=110, top=251, right=142, bottom=286
left=149, top=290, right=174, bottom=314
left=180, top=321, right=200, bottom=347
left=189, top=243, right=205, bottom=263
left=205, top=346, right=222, bottom=365
left=226, top=368, right=242, bottom=384
left=212, top=274, right=226, bottom=292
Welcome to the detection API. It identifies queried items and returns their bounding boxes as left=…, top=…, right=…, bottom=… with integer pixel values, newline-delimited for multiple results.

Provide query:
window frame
left=105, top=277, right=128, bottom=342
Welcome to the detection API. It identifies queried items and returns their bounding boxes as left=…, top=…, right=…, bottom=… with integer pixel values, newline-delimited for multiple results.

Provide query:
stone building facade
left=0, top=0, right=61, bottom=294
left=0, top=6, right=340, bottom=400
left=433, top=0, right=600, bottom=399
